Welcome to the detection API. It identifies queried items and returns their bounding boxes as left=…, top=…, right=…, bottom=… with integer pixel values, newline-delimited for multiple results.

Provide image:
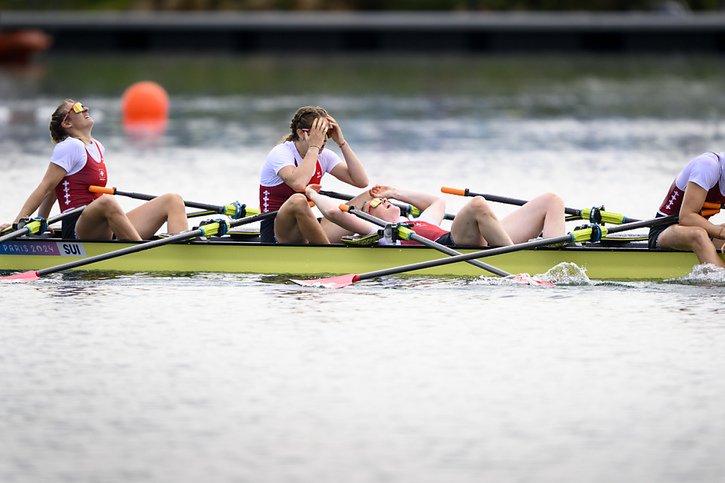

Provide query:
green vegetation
left=2, top=0, right=723, bottom=11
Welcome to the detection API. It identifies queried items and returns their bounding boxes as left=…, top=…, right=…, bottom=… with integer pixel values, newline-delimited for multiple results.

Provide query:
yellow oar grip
left=89, top=185, right=115, bottom=195
left=441, top=186, right=466, bottom=196
left=396, top=226, right=414, bottom=240
left=24, top=220, right=42, bottom=235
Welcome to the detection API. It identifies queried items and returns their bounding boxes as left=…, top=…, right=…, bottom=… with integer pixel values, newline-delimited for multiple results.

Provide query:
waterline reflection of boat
left=0, top=236, right=713, bottom=281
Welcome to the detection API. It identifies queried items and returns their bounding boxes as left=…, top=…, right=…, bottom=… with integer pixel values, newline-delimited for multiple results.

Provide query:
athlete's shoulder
left=52, top=137, right=85, bottom=158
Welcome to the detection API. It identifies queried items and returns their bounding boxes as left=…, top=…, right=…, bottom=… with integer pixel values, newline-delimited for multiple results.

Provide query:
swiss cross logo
left=62, top=180, right=71, bottom=206
left=665, top=191, right=680, bottom=210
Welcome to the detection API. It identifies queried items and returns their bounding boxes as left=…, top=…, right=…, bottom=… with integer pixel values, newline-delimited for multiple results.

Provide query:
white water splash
left=667, top=263, right=725, bottom=285
left=536, top=262, right=592, bottom=286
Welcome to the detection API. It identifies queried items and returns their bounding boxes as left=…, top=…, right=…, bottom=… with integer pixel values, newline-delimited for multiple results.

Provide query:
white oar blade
left=291, top=274, right=357, bottom=288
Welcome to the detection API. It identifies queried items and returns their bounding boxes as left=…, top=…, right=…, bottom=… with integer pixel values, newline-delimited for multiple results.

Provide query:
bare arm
left=38, top=191, right=57, bottom=219
left=278, top=117, right=329, bottom=192
left=678, top=181, right=723, bottom=238
left=12, top=163, right=67, bottom=223
left=329, top=144, right=369, bottom=188
left=371, top=185, right=446, bottom=224
left=326, top=114, right=368, bottom=188
left=305, top=185, right=374, bottom=235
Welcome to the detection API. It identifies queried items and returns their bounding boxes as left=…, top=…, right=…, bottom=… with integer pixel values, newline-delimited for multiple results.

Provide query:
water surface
left=1, top=54, right=725, bottom=483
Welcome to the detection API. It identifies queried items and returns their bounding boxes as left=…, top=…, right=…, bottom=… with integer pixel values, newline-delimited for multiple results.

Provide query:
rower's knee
left=469, top=196, right=496, bottom=218
left=685, top=226, right=713, bottom=251
left=93, top=194, right=125, bottom=218
left=284, top=193, right=313, bottom=216
left=540, top=192, right=565, bottom=211
left=157, top=192, right=185, bottom=210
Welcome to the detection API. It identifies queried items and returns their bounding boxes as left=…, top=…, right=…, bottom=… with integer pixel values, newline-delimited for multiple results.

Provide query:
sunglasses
left=366, top=197, right=386, bottom=214
left=62, top=102, right=88, bottom=123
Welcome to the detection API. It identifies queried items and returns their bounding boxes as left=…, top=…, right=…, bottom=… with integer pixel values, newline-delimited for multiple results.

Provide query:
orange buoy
left=121, top=81, right=169, bottom=137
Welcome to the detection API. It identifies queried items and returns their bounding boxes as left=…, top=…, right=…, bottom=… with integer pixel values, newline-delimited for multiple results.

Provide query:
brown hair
left=284, top=106, right=328, bottom=142
left=49, top=99, right=75, bottom=144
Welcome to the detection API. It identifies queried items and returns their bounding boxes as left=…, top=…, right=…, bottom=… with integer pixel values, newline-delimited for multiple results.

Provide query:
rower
left=648, top=151, right=725, bottom=268
left=258, top=106, right=370, bottom=244
left=0, top=99, right=188, bottom=241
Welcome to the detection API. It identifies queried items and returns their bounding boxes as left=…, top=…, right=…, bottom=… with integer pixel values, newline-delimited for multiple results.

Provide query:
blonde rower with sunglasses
left=1, top=99, right=188, bottom=240
left=259, top=106, right=369, bottom=244
left=305, top=184, right=566, bottom=247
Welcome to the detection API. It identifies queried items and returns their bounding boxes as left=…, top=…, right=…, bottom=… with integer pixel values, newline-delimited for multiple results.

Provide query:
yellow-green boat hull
left=0, top=237, right=712, bottom=280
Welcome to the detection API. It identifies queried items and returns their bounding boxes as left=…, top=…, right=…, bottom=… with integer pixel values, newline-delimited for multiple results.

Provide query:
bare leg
left=275, top=194, right=330, bottom=244
left=126, top=193, right=188, bottom=239
left=321, top=218, right=354, bottom=243
left=501, top=193, right=566, bottom=244
left=658, top=224, right=725, bottom=267
left=75, top=195, right=141, bottom=241
left=450, top=196, right=513, bottom=246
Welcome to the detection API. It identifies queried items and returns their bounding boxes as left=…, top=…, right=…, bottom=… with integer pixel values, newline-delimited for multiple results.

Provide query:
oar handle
left=0, top=205, right=87, bottom=243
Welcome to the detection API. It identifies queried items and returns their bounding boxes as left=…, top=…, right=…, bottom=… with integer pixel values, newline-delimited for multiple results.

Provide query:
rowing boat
left=0, top=234, right=712, bottom=280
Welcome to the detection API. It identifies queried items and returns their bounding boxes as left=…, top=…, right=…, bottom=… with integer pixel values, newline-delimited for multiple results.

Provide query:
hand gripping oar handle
left=349, top=215, right=676, bottom=282
left=0, top=205, right=87, bottom=243
left=1, top=210, right=278, bottom=281
left=441, top=187, right=639, bottom=225
left=89, top=186, right=250, bottom=219
left=319, top=189, right=456, bottom=221
left=341, top=204, right=511, bottom=278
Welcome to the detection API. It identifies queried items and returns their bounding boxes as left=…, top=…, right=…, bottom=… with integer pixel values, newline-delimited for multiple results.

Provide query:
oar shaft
left=320, top=190, right=456, bottom=221
left=442, top=187, right=582, bottom=216
left=355, top=215, right=675, bottom=280
left=441, top=187, right=642, bottom=224
left=35, top=210, right=277, bottom=277
left=344, top=205, right=510, bottom=277
left=90, top=186, right=226, bottom=213
left=0, top=205, right=87, bottom=243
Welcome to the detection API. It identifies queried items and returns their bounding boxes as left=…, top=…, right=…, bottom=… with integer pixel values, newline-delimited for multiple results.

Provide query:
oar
left=441, top=187, right=639, bottom=225
left=293, top=215, right=676, bottom=288
left=319, top=189, right=456, bottom=221
left=89, top=186, right=248, bottom=219
left=186, top=207, right=260, bottom=219
left=0, top=210, right=278, bottom=281
left=338, top=203, right=516, bottom=279
left=0, top=205, right=87, bottom=243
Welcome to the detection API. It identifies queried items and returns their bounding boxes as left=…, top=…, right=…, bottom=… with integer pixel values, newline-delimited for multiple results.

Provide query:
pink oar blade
left=1, top=270, right=40, bottom=281
left=510, top=274, right=555, bottom=287
left=291, top=273, right=359, bottom=288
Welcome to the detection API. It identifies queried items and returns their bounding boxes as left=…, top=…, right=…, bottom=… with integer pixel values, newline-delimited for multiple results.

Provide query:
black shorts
left=435, top=232, right=455, bottom=247
left=260, top=214, right=324, bottom=244
left=647, top=214, right=678, bottom=249
left=61, top=210, right=82, bottom=240
left=260, top=216, right=276, bottom=243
